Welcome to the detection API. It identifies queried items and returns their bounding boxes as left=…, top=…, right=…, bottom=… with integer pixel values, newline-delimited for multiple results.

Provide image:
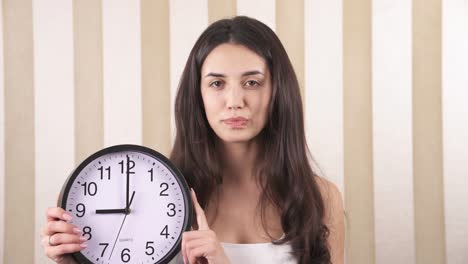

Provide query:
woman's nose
left=226, top=85, right=245, bottom=110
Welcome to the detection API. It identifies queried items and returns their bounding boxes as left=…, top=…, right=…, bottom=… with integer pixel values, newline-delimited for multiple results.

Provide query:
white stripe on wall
left=442, top=0, right=468, bottom=263
left=169, top=0, right=208, bottom=145
left=102, top=0, right=142, bottom=147
left=372, top=1, right=415, bottom=263
left=0, top=0, right=5, bottom=261
left=304, top=0, right=344, bottom=195
left=237, top=0, right=276, bottom=31
left=32, top=1, right=75, bottom=263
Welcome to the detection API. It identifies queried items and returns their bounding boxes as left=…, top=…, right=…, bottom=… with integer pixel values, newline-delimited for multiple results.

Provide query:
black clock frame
left=57, top=144, right=194, bottom=264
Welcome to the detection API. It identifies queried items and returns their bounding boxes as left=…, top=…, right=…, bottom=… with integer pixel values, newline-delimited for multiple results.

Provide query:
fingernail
left=62, top=213, right=72, bottom=221
left=79, top=236, right=87, bottom=241
left=80, top=243, right=87, bottom=248
left=73, top=228, right=82, bottom=234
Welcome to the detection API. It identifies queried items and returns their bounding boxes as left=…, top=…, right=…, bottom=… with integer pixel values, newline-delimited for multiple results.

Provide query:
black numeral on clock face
left=99, top=243, right=109, bottom=257
left=148, top=168, right=154, bottom=182
left=81, top=182, right=97, bottom=196
left=145, top=241, right=155, bottom=255
left=167, top=203, right=176, bottom=217
left=75, top=203, right=86, bottom=217
left=119, top=156, right=135, bottom=175
left=121, top=248, right=131, bottom=263
left=97, top=166, right=111, bottom=180
left=160, top=182, right=169, bottom=196
left=160, top=225, right=169, bottom=239
left=83, top=226, right=92, bottom=240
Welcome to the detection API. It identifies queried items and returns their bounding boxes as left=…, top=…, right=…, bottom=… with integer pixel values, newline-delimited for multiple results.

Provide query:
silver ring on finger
left=48, top=234, right=56, bottom=247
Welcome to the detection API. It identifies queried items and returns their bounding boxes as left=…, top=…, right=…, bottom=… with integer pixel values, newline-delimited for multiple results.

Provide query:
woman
left=41, top=16, right=345, bottom=264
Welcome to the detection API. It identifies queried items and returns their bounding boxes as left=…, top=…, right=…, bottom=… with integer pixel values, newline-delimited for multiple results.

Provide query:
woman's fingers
left=42, top=206, right=83, bottom=263
left=183, top=230, right=216, bottom=241
left=46, top=233, right=87, bottom=246
left=182, top=230, right=220, bottom=264
left=187, top=244, right=212, bottom=264
left=46, top=207, right=73, bottom=222
left=190, top=188, right=209, bottom=231
left=44, top=243, right=87, bottom=259
left=44, top=220, right=81, bottom=236
left=181, top=231, right=205, bottom=263
left=181, top=190, right=229, bottom=264
left=43, top=207, right=75, bottom=236
left=186, top=237, right=213, bottom=253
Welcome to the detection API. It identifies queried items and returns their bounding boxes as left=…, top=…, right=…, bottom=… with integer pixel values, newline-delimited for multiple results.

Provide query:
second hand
left=107, top=191, right=135, bottom=260
left=108, top=214, right=127, bottom=260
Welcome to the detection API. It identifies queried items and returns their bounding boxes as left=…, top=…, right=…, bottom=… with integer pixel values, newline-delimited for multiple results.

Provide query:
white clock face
left=61, top=147, right=191, bottom=264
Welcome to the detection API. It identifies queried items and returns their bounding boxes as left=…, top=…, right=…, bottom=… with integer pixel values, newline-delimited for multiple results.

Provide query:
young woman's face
left=200, top=43, right=272, bottom=144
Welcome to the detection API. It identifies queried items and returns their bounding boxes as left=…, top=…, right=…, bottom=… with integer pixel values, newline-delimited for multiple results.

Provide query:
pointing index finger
left=190, top=188, right=209, bottom=231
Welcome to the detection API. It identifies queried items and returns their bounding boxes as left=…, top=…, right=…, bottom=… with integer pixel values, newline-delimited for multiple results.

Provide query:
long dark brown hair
left=170, top=16, right=330, bottom=264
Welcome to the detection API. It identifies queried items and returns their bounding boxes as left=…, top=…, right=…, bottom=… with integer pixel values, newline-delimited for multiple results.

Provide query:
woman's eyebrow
left=204, top=70, right=264, bottom=78
left=242, top=70, right=264, bottom=76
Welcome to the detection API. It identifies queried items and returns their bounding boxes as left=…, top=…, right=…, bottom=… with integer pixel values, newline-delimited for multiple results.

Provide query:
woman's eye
left=210, top=80, right=222, bottom=88
left=245, top=80, right=260, bottom=87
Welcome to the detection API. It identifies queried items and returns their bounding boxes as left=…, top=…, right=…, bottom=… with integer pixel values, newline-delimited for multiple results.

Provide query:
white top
left=168, top=235, right=297, bottom=264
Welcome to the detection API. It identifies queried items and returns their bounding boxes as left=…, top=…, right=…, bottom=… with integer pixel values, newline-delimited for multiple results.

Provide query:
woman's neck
left=218, top=139, right=259, bottom=187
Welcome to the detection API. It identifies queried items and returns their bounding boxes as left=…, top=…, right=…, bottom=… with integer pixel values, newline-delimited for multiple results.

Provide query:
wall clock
left=58, top=144, right=193, bottom=264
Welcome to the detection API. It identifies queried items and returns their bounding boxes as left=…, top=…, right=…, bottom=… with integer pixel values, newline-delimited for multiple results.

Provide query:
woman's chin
left=217, top=133, right=255, bottom=144
left=220, top=138, right=251, bottom=144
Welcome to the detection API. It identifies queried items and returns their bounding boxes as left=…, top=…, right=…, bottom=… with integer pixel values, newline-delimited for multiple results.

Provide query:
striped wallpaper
left=1, top=0, right=467, bottom=263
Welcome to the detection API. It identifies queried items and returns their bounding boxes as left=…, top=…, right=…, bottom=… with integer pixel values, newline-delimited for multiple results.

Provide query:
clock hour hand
left=96, top=192, right=135, bottom=214
left=96, top=208, right=126, bottom=214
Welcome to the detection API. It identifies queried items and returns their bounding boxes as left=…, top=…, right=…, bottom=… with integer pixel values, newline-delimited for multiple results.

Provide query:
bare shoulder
left=314, top=176, right=345, bottom=264
left=315, top=177, right=343, bottom=206
left=314, top=176, right=344, bottom=225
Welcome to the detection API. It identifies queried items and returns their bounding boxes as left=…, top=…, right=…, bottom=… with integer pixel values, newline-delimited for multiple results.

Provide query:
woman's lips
left=223, top=117, right=248, bottom=128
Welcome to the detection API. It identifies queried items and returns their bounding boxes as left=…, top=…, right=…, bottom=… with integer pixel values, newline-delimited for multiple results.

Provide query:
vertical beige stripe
left=304, top=0, right=344, bottom=195
left=237, top=0, right=275, bottom=30
left=169, top=0, right=208, bottom=145
left=208, top=0, right=236, bottom=24
left=3, top=0, right=35, bottom=263
left=0, top=1, right=5, bottom=261
left=372, top=1, right=415, bottom=263
left=102, top=0, right=142, bottom=146
left=141, top=0, right=171, bottom=156
left=276, top=0, right=304, bottom=99
left=413, top=0, right=446, bottom=263
left=343, top=0, right=375, bottom=263
left=74, top=0, right=104, bottom=163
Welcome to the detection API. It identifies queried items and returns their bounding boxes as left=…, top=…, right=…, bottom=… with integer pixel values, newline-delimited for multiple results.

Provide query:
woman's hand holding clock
left=42, top=189, right=231, bottom=264
left=41, top=207, right=82, bottom=264
left=182, top=189, right=231, bottom=264
left=41, top=189, right=231, bottom=264
left=41, top=146, right=229, bottom=263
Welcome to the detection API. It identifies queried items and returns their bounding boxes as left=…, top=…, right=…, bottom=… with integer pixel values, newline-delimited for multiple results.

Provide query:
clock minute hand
left=124, top=155, right=136, bottom=214
left=125, top=155, right=130, bottom=213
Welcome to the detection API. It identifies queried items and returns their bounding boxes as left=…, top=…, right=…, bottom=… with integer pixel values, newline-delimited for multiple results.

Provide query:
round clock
left=58, top=144, right=193, bottom=264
